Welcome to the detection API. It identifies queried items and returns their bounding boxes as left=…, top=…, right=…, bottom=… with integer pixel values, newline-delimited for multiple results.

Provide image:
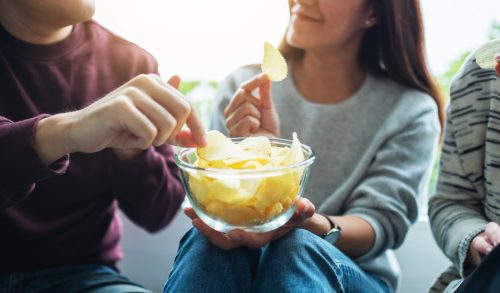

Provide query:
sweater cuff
left=347, top=212, right=385, bottom=262
left=457, top=226, right=486, bottom=277
left=0, top=115, right=69, bottom=190
left=110, top=147, right=163, bottom=178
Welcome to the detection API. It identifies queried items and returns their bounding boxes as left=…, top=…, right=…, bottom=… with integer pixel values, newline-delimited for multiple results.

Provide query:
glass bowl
left=174, top=137, right=315, bottom=233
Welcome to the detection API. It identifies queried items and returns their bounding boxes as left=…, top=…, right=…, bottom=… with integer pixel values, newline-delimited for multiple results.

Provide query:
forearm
left=301, top=213, right=375, bottom=258
left=0, top=115, right=69, bottom=207
left=429, top=195, right=487, bottom=275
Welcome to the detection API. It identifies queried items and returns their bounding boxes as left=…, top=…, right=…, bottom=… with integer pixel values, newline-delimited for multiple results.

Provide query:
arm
left=337, top=105, right=439, bottom=259
left=110, top=144, right=185, bottom=232
left=429, top=111, right=488, bottom=277
left=300, top=214, right=374, bottom=258
left=0, top=115, right=69, bottom=208
left=324, top=101, right=439, bottom=259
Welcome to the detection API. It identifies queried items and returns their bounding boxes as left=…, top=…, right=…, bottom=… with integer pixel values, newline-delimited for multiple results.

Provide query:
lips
left=291, top=5, right=322, bottom=22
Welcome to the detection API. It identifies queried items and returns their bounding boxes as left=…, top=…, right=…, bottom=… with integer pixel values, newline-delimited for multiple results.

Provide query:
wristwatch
left=320, top=213, right=341, bottom=244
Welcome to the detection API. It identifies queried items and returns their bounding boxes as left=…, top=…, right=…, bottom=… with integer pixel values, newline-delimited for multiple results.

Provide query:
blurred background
left=93, top=1, right=500, bottom=292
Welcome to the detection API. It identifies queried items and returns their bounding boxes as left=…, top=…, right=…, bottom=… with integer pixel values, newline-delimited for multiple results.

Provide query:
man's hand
left=467, top=222, right=500, bottom=267
left=184, top=198, right=315, bottom=250
left=34, top=74, right=206, bottom=165
left=224, top=73, right=280, bottom=138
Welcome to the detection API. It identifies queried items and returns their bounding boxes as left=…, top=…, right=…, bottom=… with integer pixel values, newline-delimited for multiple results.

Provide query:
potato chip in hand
left=261, top=42, right=288, bottom=82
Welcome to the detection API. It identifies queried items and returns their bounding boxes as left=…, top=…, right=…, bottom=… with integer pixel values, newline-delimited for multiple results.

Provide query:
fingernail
left=495, top=53, right=500, bottom=61
left=199, top=134, right=207, bottom=146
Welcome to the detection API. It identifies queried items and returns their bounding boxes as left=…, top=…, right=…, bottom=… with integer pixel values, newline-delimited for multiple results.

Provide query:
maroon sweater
left=0, top=20, right=184, bottom=273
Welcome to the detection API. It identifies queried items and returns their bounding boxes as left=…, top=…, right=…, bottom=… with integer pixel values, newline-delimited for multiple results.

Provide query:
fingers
left=224, top=89, right=260, bottom=117
left=179, top=107, right=207, bottom=147
left=131, top=74, right=206, bottom=147
left=114, top=98, right=157, bottom=149
left=228, top=116, right=260, bottom=137
left=258, top=78, right=273, bottom=110
left=240, top=73, right=270, bottom=93
left=471, top=233, right=494, bottom=264
left=167, top=75, right=181, bottom=89
left=290, top=198, right=316, bottom=223
left=485, top=222, right=500, bottom=246
left=495, top=54, right=500, bottom=76
left=227, top=230, right=276, bottom=249
left=183, top=207, right=197, bottom=220
left=223, top=74, right=269, bottom=117
left=192, top=219, right=238, bottom=250
left=124, top=88, right=177, bottom=146
left=226, top=102, right=261, bottom=130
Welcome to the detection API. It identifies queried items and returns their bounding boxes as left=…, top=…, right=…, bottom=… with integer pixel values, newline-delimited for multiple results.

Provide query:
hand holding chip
left=184, top=197, right=315, bottom=250
left=223, top=42, right=288, bottom=138
left=34, top=74, right=206, bottom=164
left=224, top=73, right=280, bottom=138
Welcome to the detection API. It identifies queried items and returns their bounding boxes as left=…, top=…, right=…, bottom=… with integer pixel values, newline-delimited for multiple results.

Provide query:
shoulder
left=449, top=52, right=499, bottom=115
left=83, top=20, right=158, bottom=74
left=372, top=75, right=439, bottom=123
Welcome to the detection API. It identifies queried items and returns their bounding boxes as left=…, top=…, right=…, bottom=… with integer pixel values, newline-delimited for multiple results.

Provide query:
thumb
left=167, top=75, right=182, bottom=89
left=259, top=78, right=273, bottom=110
left=173, top=128, right=198, bottom=148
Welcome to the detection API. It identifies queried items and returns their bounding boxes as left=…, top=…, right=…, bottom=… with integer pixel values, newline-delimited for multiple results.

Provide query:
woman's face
left=286, top=0, right=375, bottom=52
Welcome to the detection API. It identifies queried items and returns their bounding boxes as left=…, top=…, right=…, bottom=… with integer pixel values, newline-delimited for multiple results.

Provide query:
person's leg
left=0, top=264, right=151, bottom=293
left=164, top=228, right=261, bottom=293
left=455, top=243, right=500, bottom=293
left=253, top=229, right=390, bottom=293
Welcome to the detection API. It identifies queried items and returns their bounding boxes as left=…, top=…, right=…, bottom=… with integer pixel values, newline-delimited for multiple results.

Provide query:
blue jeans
left=165, top=228, right=391, bottom=293
left=0, top=264, right=151, bottom=293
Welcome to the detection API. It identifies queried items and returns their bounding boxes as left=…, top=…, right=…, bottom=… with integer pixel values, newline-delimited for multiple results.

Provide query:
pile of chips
left=187, top=130, right=305, bottom=225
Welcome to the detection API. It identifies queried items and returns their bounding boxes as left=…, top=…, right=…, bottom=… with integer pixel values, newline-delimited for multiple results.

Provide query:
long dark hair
left=279, top=0, right=445, bottom=130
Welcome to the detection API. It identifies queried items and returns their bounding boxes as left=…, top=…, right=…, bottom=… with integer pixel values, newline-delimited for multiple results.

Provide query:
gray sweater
left=210, top=64, right=440, bottom=292
left=429, top=54, right=500, bottom=293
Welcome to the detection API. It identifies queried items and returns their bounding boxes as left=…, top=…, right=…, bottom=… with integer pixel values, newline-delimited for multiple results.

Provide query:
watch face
left=323, top=228, right=340, bottom=244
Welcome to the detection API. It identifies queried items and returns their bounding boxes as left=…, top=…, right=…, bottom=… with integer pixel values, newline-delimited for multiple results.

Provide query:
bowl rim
left=174, top=136, right=315, bottom=176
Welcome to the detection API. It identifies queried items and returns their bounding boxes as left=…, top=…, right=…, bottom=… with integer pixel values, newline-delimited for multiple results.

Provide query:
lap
left=0, top=264, right=150, bottom=293
left=166, top=228, right=390, bottom=293
left=256, top=228, right=390, bottom=293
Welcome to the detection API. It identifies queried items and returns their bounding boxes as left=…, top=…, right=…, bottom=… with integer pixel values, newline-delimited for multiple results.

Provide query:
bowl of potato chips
left=174, top=130, right=315, bottom=233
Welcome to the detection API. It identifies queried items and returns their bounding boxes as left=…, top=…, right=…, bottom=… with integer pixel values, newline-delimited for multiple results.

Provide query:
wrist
left=113, top=148, right=145, bottom=160
left=34, top=114, right=73, bottom=165
left=300, top=213, right=332, bottom=236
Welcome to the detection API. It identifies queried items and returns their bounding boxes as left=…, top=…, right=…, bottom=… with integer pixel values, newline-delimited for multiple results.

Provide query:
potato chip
left=476, top=39, right=500, bottom=70
left=282, top=132, right=305, bottom=165
left=238, top=136, right=272, bottom=155
left=197, top=130, right=244, bottom=161
left=262, top=42, right=288, bottom=82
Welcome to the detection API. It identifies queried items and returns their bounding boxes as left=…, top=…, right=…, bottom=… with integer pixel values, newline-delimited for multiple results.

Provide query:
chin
left=286, top=30, right=311, bottom=50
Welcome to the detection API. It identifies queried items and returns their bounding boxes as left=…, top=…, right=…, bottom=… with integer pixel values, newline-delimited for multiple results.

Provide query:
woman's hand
left=467, top=222, right=500, bottom=267
left=224, top=73, right=280, bottom=138
left=184, top=198, right=315, bottom=250
left=34, top=74, right=206, bottom=164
